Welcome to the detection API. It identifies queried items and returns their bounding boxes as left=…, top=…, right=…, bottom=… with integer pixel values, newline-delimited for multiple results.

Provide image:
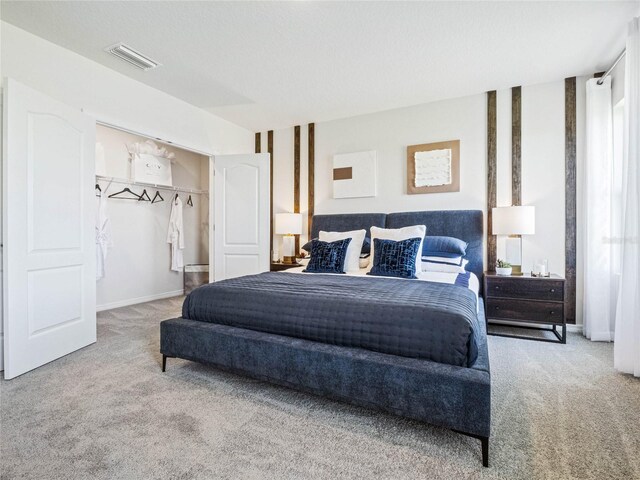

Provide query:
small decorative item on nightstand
left=531, top=259, right=550, bottom=277
left=484, top=271, right=566, bottom=343
left=495, top=259, right=512, bottom=276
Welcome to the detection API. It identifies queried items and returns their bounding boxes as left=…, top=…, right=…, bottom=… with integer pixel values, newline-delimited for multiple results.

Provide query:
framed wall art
left=407, top=140, right=460, bottom=194
left=332, top=150, right=377, bottom=199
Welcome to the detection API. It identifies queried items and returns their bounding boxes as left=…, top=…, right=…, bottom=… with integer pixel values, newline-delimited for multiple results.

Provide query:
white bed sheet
left=284, top=266, right=480, bottom=308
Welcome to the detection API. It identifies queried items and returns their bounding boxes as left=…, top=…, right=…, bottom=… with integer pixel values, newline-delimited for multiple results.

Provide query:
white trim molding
left=96, top=290, right=184, bottom=312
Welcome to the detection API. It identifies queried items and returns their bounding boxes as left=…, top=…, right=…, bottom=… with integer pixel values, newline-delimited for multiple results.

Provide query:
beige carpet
left=1, top=297, right=639, bottom=480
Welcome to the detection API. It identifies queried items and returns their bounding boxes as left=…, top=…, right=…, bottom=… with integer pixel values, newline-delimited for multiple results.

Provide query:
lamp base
left=281, top=235, right=296, bottom=264
left=282, top=255, right=297, bottom=265
left=510, top=264, right=523, bottom=276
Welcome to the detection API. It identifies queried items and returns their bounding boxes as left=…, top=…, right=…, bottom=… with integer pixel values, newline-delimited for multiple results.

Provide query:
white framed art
left=332, top=150, right=377, bottom=199
left=407, top=140, right=460, bottom=194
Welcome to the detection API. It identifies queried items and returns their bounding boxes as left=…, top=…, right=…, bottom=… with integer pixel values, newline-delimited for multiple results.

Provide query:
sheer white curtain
left=582, top=77, right=616, bottom=341
left=614, top=17, right=640, bottom=377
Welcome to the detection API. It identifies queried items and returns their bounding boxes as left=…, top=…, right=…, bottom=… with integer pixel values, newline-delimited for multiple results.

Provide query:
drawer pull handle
left=550, top=311, right=555, bottom=315
left=494, top=306, right=500, bottom=311
left=494, top=286, right=500, bottom=290
left=550, top=289, right=555, bottom=293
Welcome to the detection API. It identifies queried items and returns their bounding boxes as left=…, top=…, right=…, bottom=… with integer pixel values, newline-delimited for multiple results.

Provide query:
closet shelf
left=95, top=175, right=208, bottom=195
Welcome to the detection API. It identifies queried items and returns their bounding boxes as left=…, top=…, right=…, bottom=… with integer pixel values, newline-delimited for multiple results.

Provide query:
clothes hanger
left=95, top=183, right=102, bottom=197
left=186, top=194, right=193, bottom=207
left=138, top=189, right=152, bottom=202
left=108, top=187, right=141, bottom=200
left=151, top=190, right=164, bottom=203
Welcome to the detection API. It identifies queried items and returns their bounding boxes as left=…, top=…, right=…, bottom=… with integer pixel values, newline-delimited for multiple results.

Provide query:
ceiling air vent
left=104, top=43, right=161, bottom=71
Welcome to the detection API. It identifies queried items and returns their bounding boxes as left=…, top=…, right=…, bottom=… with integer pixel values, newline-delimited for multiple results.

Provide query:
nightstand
left=484, top=272, right=566, bottom=343
left=270, top=262, right=303, bottom=272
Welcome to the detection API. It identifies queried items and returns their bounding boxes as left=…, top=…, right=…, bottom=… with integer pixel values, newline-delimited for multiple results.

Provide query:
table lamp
left=492, top=206, right=535, bottom=275
left=275, top=213, right=302, bottom=264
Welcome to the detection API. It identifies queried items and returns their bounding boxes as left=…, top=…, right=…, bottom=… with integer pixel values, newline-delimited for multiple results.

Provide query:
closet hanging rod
left=95, top=175, right=208, bottom=195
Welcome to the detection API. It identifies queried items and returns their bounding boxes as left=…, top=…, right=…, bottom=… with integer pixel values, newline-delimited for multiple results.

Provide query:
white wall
left=519, top=81, right=566, bottom=276
left=268, top=81, right=575, bottom=285
left=576, top=75, right=588, bottom=327
left=95, top=125, right=209, bottom=310
left=314, top=95, right=487, bottom=219
left=0, top=19, right=4, bottom=369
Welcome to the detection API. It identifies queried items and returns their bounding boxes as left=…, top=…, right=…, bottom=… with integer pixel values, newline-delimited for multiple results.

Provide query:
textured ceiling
left=1, top=1, right=638, bottom=131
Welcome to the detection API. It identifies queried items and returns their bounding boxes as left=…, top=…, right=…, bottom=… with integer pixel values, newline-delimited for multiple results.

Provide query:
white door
left=214, top=153, right=270, bottom=280
left=3, top=79, right=96, bottom=379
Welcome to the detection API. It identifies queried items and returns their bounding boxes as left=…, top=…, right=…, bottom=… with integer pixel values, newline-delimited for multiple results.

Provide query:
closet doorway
left=95, top=124, right=212, bottom=311
left=3, top=77, right=270, bottom=378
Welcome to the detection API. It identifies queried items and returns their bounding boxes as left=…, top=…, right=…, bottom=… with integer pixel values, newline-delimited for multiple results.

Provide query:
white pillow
left=297, top=257, right=310, bottom=267
left=369, top=225, right=426, bottom=273
left=422, top=258, right=469, bottom=273
left=422, top=255, right=463, bottom=265
left=319, top=229, right=366, bottom=272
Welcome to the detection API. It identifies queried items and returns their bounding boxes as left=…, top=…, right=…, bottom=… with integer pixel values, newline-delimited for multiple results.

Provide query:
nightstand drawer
left=486, top=277, right=564, bottom=301
left=486, top=298, right=564, bottom=324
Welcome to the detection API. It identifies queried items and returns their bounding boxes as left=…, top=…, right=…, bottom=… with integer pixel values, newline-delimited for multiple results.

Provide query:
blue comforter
left=182, top=272, right=480, bottom=367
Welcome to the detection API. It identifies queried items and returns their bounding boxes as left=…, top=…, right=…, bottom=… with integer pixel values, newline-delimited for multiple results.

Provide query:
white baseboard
left=0, top=333, right=3, bottom=372
left=97, top=290, right=184, bottom=312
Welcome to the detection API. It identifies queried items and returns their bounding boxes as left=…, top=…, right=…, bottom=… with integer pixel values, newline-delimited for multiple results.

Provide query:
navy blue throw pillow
left=304, top=238, right=352, bottom=274
left=422, top=235, right=468, bottom=258
left=368, top=237, right=421, bottom=279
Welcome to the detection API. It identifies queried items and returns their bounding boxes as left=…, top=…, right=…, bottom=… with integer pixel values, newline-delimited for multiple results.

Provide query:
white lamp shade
left=492, top=206, right=535, bottom=235
left=275, top=213, right=302, bottom=235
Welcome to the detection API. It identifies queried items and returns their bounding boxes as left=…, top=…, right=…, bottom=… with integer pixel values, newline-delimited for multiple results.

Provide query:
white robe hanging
left=167, top=196, right=185, bottom=272
left=95, top=194, right=112, bottom=280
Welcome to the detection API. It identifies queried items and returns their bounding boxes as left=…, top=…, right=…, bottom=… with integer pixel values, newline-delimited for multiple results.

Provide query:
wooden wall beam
left=293, top=125, right=301, bottom=254
left=511, top=86, right=522, bottom=206
left=255, top=132, right=261, bottom=154
left=308, top=123, right=315, bottom=239
left=487, top=91, right=497, bottom=270
left=268, top=130, right=274, bottom=258
left=565, top=77, right=577, bottom=324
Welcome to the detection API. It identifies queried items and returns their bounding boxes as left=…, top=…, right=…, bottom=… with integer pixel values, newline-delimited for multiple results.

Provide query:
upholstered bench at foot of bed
left=160, top=314, right=491, bottom=467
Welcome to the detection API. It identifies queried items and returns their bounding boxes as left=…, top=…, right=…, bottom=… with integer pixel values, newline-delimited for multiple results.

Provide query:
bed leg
left=481, top=436, right=489, bottom=468
left=453, top=429, right=490, bottom=467
left=162, top=354, right=167, bottom=372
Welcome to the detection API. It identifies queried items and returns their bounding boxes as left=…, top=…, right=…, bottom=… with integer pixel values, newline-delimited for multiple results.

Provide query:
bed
left=160, top=210, right=490, bottom=466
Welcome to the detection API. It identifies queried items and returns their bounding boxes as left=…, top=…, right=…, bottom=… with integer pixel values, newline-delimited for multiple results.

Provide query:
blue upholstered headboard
left=310, top=213, right=387, bottom=240
left=309, top=210, right=484, bottom=280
